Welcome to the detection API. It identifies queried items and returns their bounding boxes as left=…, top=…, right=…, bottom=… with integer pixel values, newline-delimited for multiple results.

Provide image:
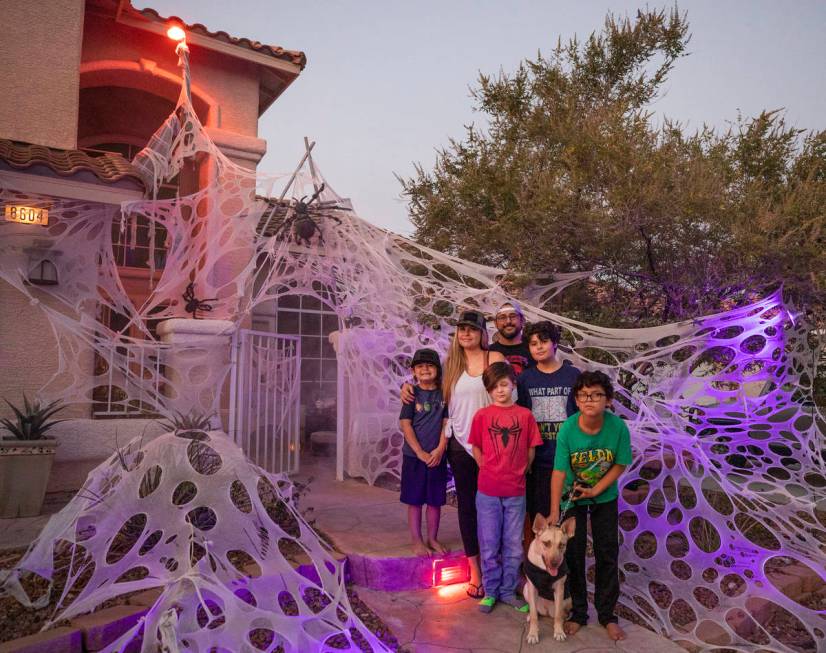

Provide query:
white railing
left=229, top=329, right=301, bottom=474
left=93, top=338, right=168, bottom=417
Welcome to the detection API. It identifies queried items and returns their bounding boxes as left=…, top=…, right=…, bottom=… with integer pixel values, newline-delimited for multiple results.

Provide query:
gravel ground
left=0, top=546, right=399, bottom=651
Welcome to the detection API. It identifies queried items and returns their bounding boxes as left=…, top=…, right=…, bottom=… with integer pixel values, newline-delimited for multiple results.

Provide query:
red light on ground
left=167, top=25, right=186, bottom=41
left=432, top=557, right=469, bottom=587
left=437, top=583, right=467, bottom=599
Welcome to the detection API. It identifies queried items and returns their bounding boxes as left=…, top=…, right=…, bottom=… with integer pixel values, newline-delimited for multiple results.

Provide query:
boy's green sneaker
left=500, top=595, right=528, bottom=611
left=478, top=596, right=496, bottom=613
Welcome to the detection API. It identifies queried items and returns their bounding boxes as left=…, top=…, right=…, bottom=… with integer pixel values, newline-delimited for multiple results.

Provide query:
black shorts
left=400, top=455, right=448, bottom=507
left=526, top=466, right=553, bottom=519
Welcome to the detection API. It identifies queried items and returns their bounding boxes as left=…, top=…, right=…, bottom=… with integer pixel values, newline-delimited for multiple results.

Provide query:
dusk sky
left=141, top=1, right=826, bottom=235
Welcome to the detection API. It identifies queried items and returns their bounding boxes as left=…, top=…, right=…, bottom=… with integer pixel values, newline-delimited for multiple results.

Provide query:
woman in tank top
left=442, top=310, right=505, bottom=598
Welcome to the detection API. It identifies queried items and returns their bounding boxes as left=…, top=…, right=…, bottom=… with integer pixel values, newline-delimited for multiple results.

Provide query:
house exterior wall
left=0, top=4, right=300, bottom=492
left=81, top=11, right=262, bottom=138
left=0, top=0, right=85, bottom=149
left=0, top=280, right=85, bottom=418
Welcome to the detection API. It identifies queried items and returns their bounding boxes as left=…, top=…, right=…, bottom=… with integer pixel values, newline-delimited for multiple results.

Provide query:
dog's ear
left=532, top=513, right=548, bottom=534
left=561, top=516, right=576, bottom=538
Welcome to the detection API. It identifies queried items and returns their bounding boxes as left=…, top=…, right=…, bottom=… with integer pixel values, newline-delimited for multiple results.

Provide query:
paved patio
left=0, top=491, right=74, bottom=550
left=297, top=452, right=685, bottom=652
left=293, top=454, right=464, bottom=558
left=356, top=584, right=685, bottom=652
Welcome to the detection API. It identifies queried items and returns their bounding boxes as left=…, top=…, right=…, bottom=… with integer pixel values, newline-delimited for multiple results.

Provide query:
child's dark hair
left=483, top=361, right=516, bottom=391
left=573, top=370, right=614, bottom=400
left=524, top=321, right=562, bottom=346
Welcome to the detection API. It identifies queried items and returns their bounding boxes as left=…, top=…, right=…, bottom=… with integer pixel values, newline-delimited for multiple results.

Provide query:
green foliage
left=1, top=394, right=68, bottom=440
left=399, top=7, right=826, bottom=328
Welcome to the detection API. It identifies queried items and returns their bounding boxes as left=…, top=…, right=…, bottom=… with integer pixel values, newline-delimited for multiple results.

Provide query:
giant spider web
left=0, top=43, right=824, bottom=652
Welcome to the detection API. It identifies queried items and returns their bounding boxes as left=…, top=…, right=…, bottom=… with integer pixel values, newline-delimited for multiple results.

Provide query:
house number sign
left=4, top=205, right=49, bottom=226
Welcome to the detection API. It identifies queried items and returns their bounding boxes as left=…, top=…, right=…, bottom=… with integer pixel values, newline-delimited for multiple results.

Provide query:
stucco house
left=0, top=0, right=324, bottom=491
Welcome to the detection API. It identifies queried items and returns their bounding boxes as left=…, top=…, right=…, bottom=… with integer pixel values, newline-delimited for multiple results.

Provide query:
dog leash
left=556, top=484, right=578, bottom=527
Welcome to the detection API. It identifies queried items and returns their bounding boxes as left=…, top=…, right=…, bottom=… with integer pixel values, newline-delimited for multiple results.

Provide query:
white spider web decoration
left=0, top=43, right=823, bottom=652
left=2, top=430, right=386, bottom=652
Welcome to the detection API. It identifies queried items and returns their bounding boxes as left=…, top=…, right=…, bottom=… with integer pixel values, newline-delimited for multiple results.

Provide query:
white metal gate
left=229, top=329, right=301, bottom=474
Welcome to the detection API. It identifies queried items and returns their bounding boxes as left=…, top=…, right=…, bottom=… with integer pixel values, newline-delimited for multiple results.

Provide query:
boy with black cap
left=399, top=348, right=449, bottom=556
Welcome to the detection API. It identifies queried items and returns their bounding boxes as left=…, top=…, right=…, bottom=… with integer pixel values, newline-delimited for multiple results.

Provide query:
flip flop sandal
left=465, top=582, right=484, bottom=599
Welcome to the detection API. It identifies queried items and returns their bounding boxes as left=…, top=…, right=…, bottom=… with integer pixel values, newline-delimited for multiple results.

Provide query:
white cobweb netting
left=1, top=429, right=385, bottom=652
left=0, top=48, right=824, bottom=652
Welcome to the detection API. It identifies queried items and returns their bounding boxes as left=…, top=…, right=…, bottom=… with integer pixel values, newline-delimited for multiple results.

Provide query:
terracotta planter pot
left=0, top=438, right=58, bottom=518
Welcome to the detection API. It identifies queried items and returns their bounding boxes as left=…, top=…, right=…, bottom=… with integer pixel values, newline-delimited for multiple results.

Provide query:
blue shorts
left=400, top=455, right=448, bottom=507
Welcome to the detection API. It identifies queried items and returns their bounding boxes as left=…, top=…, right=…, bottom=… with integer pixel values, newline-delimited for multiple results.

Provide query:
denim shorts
left=400, top=455, right=448, bottom=507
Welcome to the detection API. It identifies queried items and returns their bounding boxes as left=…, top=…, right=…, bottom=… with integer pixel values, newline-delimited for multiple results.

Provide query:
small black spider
left=272, top=183, right=344, bottom=247
left=182, top=282, right=217, bottom=319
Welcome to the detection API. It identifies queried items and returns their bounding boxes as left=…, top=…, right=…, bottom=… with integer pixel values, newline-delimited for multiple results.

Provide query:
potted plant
left=0, top=395, right=67, bottom=517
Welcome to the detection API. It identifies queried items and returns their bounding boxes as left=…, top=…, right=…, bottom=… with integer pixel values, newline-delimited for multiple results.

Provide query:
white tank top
left=448, top=370, right=491, bottom=453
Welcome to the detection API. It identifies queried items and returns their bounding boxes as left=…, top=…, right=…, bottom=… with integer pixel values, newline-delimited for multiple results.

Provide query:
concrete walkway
left=297, top=453, right=684, bottom=651
left=294, top=454, right=464, bottom=558
left=357, top=584, right=685, bottom=653
left=0, top=491, right=74, bottom=550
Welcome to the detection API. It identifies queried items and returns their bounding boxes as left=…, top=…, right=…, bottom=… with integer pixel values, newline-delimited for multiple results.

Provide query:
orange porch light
left=166, top=25, right=186, bottom=42
left=432, top=557, right=469, bottom=587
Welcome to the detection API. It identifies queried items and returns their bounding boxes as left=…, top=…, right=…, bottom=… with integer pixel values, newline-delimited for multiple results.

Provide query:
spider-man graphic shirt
left=467, top=404, right=542, bottom=497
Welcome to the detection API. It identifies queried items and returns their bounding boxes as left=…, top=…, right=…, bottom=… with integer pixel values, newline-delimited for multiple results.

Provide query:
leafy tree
left=399, top=8, right=826, bottom=328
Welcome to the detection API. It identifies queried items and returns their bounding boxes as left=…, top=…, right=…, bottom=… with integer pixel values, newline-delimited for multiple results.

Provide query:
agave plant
left=1, top=394, right=68, bottom=440
left=158, top=409, right=215, bottom=440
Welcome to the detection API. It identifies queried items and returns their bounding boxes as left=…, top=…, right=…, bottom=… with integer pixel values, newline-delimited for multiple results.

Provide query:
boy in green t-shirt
left=549, top=370, right=632, bottom=642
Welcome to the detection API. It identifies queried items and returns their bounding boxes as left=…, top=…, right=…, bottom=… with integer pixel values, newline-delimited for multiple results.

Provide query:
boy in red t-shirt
left=468, top=362, right=543, bottom=613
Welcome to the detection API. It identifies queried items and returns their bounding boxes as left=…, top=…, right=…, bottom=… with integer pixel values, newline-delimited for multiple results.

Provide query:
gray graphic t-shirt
left=516, top=362, right=580, bottom=467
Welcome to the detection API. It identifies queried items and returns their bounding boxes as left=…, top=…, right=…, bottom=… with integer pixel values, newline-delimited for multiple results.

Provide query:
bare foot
left=605, top=622, right=626, bottom=641
left=412, top=540, right=431, bottom=557
left=564, top=621, right=582, bottom=636
left=427, top=538, right=447, bottom=554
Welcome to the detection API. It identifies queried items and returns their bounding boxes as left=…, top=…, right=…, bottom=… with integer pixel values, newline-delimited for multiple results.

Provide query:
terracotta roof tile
left=0, top=140, right=144, bottom=186
left=132, top=4, right=306, bottom=70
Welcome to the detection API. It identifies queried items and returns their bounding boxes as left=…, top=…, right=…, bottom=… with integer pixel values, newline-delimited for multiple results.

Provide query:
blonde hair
left=442, top=326, right=490, bottom=407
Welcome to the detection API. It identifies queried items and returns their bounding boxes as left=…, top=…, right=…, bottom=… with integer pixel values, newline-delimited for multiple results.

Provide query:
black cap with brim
left=457, top=310, right=486, bottom=331
left=411, top=348, right=441, bottom=369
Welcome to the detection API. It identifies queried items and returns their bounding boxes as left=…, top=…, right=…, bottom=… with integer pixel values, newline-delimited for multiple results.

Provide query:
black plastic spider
left=182, top=282, right=217, bottom=319
left=272, top=183, right=344, bottom=246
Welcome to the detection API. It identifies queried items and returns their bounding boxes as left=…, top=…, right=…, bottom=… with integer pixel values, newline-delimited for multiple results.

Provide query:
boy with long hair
left=468, top=362, right=543, bottom=613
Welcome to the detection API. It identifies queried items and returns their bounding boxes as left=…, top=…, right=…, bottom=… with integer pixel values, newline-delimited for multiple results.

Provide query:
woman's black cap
left=456, top=310, right=486, bottom=331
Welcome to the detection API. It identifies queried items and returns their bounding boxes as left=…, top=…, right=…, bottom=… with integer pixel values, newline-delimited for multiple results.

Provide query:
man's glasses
left=576, top=392, right=607, bottom=402
left=495, top=314, right=520, bottom=323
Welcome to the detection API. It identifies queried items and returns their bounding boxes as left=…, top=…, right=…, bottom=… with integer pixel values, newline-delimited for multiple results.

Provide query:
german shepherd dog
left=523, top=513, right=575, bottom=644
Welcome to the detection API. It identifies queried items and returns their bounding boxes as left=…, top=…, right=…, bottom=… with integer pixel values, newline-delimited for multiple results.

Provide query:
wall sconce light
left=28, top=259, right=59, bottom=285
left=24, top=241, right=61, bottom=286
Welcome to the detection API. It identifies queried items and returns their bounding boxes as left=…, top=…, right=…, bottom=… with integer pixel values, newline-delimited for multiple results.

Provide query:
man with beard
left=489, top=302, right=533, bottom=376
